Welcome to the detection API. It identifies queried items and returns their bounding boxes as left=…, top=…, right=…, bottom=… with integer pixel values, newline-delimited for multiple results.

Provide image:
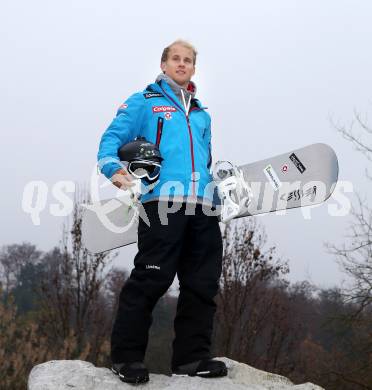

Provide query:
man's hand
left=111, top=168, right=136, bottom=190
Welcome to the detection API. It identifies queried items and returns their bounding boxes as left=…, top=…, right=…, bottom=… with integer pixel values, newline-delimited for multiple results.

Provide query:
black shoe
left=111, top=362, right=149, bottom=384
left=172, top=359, right=228, bottom=378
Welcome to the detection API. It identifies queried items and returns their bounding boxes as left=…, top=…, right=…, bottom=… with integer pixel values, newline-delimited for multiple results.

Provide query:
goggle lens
left=128, top=161, right=161, bottom=180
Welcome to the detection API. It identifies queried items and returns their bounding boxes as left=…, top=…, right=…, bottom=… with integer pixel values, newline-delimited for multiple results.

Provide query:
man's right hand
left=111, top=168, right=136, bottom=190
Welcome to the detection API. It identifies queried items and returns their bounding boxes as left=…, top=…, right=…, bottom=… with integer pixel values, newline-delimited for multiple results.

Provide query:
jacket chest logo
left=152, top=106, right=177, bottom=113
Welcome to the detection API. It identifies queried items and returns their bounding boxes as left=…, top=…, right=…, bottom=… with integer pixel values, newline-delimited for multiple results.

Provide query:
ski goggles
left=127, top=160, right=162, bottom=181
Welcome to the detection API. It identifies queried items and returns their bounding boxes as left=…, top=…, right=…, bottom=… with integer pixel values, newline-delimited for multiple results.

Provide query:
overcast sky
left=1, top=0, right=372, bottom=288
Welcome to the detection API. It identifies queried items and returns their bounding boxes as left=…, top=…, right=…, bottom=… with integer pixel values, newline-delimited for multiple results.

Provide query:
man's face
left=161, top=44, right=195, bottom=88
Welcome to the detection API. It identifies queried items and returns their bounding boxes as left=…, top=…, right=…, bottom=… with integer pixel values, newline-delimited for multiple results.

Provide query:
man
left=97, top=40, right=227, bottom=384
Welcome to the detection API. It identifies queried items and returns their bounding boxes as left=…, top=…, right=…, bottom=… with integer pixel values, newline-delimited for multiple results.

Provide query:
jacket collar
left=147, top=80, right=205, bottom=112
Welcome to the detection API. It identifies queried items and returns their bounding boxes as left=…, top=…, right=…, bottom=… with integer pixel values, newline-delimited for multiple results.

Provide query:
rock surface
left=28, top=358, right=324, bottom=390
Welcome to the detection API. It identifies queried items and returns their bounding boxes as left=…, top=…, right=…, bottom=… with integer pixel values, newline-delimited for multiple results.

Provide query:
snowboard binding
left=213, top=161, right=253, bottom=223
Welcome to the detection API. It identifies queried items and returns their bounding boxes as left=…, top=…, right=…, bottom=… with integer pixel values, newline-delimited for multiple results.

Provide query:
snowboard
left=82, top=143, right=339, bottom=253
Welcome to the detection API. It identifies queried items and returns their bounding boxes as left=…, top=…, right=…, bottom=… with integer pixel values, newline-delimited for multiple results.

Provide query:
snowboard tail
left=239, top=143, right=338, bottom=216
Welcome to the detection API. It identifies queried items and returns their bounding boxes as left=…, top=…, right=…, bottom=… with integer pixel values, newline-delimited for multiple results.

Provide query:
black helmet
left=118, top=137, right=163, bottom=182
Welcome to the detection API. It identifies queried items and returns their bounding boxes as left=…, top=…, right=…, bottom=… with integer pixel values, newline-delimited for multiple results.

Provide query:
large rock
left=28, top=358, right=324, bottom=390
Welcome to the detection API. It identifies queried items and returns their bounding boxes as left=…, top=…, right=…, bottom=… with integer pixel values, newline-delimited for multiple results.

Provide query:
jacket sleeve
left=97, top=92, right=145, bottom=179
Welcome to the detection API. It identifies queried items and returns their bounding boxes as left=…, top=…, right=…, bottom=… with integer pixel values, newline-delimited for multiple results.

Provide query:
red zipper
left=160, top=86, right=198, bottom=197
left=188, top=107, right=203, bottom=196
left=156, top=117, right=164, bottom=146
left=186, top=116, right=196, bottom=196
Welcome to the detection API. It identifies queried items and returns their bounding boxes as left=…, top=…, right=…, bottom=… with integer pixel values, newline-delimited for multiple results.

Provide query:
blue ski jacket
left=97, top=79, right=215, bottom=204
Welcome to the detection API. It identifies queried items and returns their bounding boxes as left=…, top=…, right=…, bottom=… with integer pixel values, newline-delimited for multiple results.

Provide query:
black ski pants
left=111, top=201, right=223, bottom=368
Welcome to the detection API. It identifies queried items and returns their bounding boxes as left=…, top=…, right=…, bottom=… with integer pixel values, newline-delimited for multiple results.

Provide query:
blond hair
left=161, top=40, right=198, bottom=65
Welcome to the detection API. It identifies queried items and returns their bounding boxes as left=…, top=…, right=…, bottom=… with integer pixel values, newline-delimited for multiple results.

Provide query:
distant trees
left=35, top=194, right=117, bottom=365
left=332, top=110, right=372, bottom=315
left=1, top=222, right=372, bottom=389
left=213, top=218, right=291, bottom=366
left=213, top=220, right=312, bottom=378
left=210, top=209, right=372, bottom=390
left=323, top=109, right=372, bottom=389
left=1, top=134, right=372, bottom=390
left=0, top=290, right=48, bottom=390
left=0, top=193, right=176, bottom=388
left=0, top=243, right=41, bottom=298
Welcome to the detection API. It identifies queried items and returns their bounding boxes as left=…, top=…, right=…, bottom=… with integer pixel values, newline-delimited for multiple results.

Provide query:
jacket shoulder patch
left=144, top=92, right=164, bottom=99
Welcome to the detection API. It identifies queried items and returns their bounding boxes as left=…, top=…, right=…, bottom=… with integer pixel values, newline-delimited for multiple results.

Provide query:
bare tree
left=330, top=110, right=372, bottom=316
left=328, top=197, right=372, bottom=316
left=37, top=190, right=117, bottom=363
left=213, top=217, right=290, bottom=364
left=332, top=109, right=372, bottom=167
left=104, top=267, right=129, bottom=317
left=324, top=109, right=372, bottom=389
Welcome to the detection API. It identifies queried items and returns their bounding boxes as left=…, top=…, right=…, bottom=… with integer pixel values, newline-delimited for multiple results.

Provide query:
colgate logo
left=152, top=106, right=177, bottom=113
